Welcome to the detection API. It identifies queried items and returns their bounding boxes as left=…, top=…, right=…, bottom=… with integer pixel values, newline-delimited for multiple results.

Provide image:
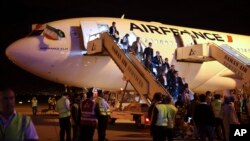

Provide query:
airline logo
left=130, top=23, right=233, bottom=42
left=43, top=25, right=65, bottom=40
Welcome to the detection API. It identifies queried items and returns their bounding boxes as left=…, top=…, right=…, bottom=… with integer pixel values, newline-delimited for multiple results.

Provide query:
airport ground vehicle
left=105, top=90, right=151, bottom=128
left=109, top=102, right=150, bottom=128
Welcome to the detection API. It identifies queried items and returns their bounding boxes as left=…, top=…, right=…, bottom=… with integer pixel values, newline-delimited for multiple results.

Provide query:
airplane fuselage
left=5, top=17, right=250, bottom=94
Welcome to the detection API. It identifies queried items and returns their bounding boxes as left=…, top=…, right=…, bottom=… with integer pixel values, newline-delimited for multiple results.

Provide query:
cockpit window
left=28, top=30, right=44, bottom=36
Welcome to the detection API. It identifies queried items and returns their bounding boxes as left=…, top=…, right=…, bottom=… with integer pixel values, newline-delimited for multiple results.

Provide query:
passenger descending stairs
left=176, top=43, right=250, bottom=85
left=87, top=32, right=171, bottom=105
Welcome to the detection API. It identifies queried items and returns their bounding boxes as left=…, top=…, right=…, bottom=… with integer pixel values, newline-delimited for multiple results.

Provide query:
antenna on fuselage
left=121, top=14, right=125, bottom=19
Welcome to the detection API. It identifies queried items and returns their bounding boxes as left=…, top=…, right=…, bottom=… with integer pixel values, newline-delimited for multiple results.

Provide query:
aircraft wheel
left=109, top=118, right=116, bottom=124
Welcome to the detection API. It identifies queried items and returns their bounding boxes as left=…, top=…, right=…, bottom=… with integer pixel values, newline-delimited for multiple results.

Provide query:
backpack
left=120, top=39, right=124, bottom=44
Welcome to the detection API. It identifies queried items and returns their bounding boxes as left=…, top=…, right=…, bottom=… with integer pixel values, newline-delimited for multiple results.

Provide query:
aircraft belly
left=44, top=56, right=133, bottom=90
left=184, top=61, right=239, bottom=93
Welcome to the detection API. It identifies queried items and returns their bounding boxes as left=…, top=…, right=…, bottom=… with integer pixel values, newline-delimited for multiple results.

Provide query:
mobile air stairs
left=176, top=43, right=250, bottom=86
left=86, top=32, right=171, bottom=127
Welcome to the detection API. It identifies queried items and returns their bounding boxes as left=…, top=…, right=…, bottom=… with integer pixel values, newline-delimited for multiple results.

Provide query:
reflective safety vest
left=56, top=97, right=71, bottom=118
left=155, top=104, right=168, bottom=127
left=165, top=104, right=178, bottom=128
left=80, top=99, right=97, bottom=126
left=0, top=113, right=31, bottom=141
left=155, top=104, right=177, bottom=128
left=96, top=97, right=111, bottom=116
left=211, top=99, right=222, bottom=118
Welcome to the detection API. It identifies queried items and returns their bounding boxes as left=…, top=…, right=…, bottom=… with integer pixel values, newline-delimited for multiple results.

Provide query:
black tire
left=109, top=118, right=116, bottom=124
left=134, top=115, right=144, bottom=128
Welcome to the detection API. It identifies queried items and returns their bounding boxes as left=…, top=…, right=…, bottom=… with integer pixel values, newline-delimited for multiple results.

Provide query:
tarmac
left=17, top=103, right=248, bottom=141
left=16, top=104, right=154, bottom=141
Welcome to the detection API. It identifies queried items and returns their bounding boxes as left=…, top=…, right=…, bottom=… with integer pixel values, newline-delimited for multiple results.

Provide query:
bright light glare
left=70, top=51, right=87, bottom=56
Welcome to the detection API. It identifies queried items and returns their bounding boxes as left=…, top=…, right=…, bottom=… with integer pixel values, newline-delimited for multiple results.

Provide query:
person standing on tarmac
left=51, top=97, right=56, bottom=110
left=31, top=96, right=38, bottom=116
left=96, top=89, right=111, bottom=141
left=48, top=97, right=52, bottom=110
left=148, top=92, right=162, bottom=121
left=79, top=91, right=98, bottom=141
left=56, top=92, right=71, bottom=141
left=151, top=95, right=178, bottom=141
left=148, top=92, right=162, bottom=136
left=71, top=93, right=81, bottom=141
left=0, top=87, right=39, bottom=141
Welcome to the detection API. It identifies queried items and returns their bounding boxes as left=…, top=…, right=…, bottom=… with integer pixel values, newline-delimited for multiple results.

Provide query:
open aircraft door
left=80, top=21, right=109, bottom=51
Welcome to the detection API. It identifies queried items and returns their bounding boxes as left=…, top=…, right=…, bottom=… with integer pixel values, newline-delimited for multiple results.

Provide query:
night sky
left=1, top=0, right=250, bottom=92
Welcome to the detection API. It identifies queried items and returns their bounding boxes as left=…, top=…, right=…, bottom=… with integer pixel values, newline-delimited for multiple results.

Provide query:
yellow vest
left=56, top=97, right=71, bottom=118
left=165, top=104, right=178, bottom=128
left=96, top=97, right=111, bottom=116
left=0, top=113, right=31, bottom=141
left=155, top=104, right=168, bottom=126
left=155, top=104, right=177, bottom=128
left=211, top=99, right=222, bottom=118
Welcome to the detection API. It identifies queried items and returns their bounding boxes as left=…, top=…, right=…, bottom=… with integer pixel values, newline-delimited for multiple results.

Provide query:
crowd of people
left=109, top=21, right=191, bottom=102
left=109, top=21, right=250, bottom=141
left=0, top=85, right=112, bottom=141
left=55, top=87, right=111, bottom=141
left=148, top=90, right=250, bottom=141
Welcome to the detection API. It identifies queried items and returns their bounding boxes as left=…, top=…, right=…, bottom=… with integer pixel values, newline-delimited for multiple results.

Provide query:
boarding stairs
left=176, top=43, right=250, bottom=85
left=86, top=32, right=171, bottom=105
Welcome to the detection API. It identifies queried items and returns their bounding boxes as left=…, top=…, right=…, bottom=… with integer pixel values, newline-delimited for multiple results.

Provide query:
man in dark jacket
left=143, top=42, right=154, bottom=72
left=109, top=21, right=119, bottom=42
left=194, top=94, right=215, bottom=141
left=152, top=51, right=163, bottom=78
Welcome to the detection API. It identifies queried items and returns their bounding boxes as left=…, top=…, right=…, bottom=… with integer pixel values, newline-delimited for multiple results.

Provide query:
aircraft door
left=174, top=32, right=198, bottom=47
left=128, top=32, right=147, bottom=51
left=80, top=21, right=109, bottom=48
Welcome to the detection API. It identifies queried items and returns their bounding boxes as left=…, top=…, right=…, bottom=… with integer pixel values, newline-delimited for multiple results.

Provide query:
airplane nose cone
left=5, top=37, right=40, bottom=68
left=6, top=38, right=29, bottom=66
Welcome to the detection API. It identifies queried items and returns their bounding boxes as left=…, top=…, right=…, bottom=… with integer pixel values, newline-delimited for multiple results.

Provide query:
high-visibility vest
left=155, top=104, right=168, bottom=126
left=165, top=104, right=178, bottom=128
left=56, top=97, right=70, bottom=118
left=155, top=104, right=177, bottom=128
left=80, top=99, right=97, bottom=126
left=0, top=113, right=30, bottom=141
left=211, top=99, right=222, bottom=118
left=96, top=97, right=111, bottom=116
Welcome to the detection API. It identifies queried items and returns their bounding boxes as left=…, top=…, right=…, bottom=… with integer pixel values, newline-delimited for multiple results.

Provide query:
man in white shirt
left=56, top=93, right=71, bottom=141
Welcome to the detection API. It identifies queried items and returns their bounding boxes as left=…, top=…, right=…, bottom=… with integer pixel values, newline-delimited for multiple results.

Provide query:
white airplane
left=5, top=17, right=250, bottom=96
